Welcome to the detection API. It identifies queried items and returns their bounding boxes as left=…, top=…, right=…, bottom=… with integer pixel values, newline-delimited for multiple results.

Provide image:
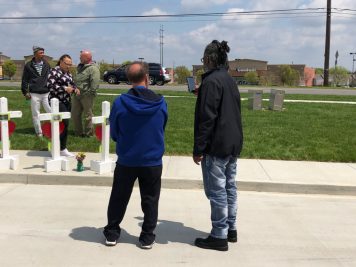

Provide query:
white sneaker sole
left=105, top=240, right=117, bottom=246
left=139, top=240, right=155, bottom=249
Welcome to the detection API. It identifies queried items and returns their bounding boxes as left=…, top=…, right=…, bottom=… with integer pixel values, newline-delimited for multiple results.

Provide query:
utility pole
left=323, top=0, right=331, bottom=86
left=159, top=25, right=164, bottom=66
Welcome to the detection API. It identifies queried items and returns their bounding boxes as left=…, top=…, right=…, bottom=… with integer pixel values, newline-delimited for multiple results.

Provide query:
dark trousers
left=104, top=164, right=162, bottom=242
left=58, top=102, right=70, bottom=151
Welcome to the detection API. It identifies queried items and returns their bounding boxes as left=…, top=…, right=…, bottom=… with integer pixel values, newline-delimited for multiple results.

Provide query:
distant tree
left=121, top=60, right=132, bottom=66
left=195, top=68, right=205, bottom=84
left=175, top=66, right=191, bottom=84
left=330, top=66, right=349, bottom=86
left=315, top=68, right=324, bottom=75
left=3, top=60, right=17, bottom=80
left=244, top=71, right=259, bottom=85
left=48, top=60, right=57, bottom=68
left=279, top=65, right=300, bottom=86
left=98, top=60, right=111, bottom=80
left=259, top=73, right=273, bottom=86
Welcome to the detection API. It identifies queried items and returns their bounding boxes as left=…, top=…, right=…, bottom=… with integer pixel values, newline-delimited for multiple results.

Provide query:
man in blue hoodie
left=103, top=62, right=168, bottom=249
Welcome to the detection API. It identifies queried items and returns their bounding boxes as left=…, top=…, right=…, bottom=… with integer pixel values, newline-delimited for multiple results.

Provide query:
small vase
left=76, top=161, right=84, bottom=172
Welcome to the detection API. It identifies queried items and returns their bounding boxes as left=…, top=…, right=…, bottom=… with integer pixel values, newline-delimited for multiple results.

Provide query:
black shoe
left=139, top=232, right=155, bottom=250
left=139, top=240, right=155, bottom=249
left=228, top=230, right=238, bottom=243
left=195, top=235, right=228, bottom=251
left=103, top=227, right=121, bottom=247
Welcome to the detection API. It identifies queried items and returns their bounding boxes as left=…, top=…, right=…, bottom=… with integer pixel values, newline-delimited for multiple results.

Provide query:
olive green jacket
left=74, top=62, right=100, bottom=96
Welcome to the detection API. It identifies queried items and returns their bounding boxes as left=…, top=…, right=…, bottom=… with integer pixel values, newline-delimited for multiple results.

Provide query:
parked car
left=103, top=62, right=168, bottom=86
left=159, top=67, right=171, bottom=85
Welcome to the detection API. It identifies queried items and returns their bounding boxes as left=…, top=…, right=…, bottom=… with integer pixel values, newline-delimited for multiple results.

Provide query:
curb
left=1, top=173, right=356, bottom=196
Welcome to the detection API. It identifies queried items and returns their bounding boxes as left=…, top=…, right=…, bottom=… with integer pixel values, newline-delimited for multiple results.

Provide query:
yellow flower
left=76, top=152, right=86, bottom=161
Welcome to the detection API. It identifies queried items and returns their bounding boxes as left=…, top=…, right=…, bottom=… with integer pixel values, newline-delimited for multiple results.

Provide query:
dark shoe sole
left=195, top=242, right=228, bottom=251
left=228, top=237, right=237, bottom=243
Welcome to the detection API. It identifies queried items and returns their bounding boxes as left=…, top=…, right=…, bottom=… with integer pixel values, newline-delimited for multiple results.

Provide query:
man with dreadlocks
left=193, top=40, right=243, bottom=251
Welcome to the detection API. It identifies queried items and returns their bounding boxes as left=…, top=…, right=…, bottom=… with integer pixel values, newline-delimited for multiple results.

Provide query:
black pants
left=104, top=164, right=162, bottom=243
left=58, top=102, right=70, bottom=151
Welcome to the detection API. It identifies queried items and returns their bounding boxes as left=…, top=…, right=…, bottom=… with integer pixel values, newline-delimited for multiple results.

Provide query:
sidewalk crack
left=257, top=160, right=273, bottom=181
left=0, top=184, right=23, bottom=198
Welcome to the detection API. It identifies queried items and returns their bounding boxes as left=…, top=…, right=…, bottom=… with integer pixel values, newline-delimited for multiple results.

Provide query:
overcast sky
left=0, top=0, right=355, bottom=71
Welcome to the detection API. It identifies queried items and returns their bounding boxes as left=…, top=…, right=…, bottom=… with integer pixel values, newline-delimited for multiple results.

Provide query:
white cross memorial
left=90, top=101, right=115, bottom=174
left=38, top=98, right=71, bottom=172
left=0, top=97, right=22, bottom=170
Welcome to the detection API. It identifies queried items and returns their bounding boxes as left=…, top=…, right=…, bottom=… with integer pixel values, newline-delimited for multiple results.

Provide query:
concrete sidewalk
left=1, top=150, right=356, bottom=196
left=1, top=184, right=356, bottom=267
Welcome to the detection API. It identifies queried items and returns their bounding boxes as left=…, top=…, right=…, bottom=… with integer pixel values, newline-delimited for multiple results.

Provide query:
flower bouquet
left=76, top=152, right=86, bottom=172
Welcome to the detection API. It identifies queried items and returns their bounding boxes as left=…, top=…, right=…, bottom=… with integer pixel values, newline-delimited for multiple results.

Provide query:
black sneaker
left=228, top=230, right=238, bottom=243
left=103, top=228, right=121, bottom=247
left=195, top=235, right=228, bottom=251
left=139, top=240, right=155, bottom=250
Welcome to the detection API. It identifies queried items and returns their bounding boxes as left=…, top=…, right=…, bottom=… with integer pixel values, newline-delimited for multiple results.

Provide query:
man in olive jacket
left=72, top=50, right=100, bottom=137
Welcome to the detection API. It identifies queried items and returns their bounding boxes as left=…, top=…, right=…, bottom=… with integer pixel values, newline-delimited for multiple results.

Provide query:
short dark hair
left=204, top=40, right=230, bottom=68
left=56, top=54, right=72, bottom=66
left=127, top=61, right=149, bottom=83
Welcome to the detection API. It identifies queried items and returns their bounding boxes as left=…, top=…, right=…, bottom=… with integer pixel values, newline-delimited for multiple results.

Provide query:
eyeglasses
left=62, top=61, right=72, bottom=66
left=200, top=57, right=204, bottom=63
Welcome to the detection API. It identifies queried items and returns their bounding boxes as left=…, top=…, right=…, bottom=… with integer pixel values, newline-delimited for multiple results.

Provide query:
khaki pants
left=71, top=94, right=95, bottom=136
left=30, top=92, right=51, bottom=135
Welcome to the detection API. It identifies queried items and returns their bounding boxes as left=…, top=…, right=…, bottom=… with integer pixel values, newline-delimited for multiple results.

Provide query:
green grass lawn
left=1, top=86, right=356, bottom=162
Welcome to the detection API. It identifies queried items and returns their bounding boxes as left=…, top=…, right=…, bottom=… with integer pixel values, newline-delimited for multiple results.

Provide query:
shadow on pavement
left=135, top=217, right=207, bottom=246
left=69, top=227, right=137, bottom=245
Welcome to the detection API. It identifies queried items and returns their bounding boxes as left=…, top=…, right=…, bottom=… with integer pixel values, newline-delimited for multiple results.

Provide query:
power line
left=0, top=8, right=328, bottom=20
left=0, top=14, right=329, bottom=25
left=0, top=0, right=125, bottom=6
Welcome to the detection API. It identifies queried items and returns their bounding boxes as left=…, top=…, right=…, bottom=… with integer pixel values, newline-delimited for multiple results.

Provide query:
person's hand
left=193, top=155, right=203, bottom=165
left=74, top=88, right=80, bottom=95
left=65, top=86, right=74, bottom=94
left=25, top=93, right=31, bottom=100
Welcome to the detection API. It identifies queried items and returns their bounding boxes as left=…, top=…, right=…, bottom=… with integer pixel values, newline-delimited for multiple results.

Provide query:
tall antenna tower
left=160, top=25, right=164, bottom=66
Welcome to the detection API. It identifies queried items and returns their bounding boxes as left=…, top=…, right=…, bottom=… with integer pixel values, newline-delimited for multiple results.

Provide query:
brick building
left=192, top=59, right=315, bottom=87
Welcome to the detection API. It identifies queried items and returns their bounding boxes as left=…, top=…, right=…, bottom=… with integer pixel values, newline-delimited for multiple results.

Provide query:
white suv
left=157, top=67, right=171, bottom=85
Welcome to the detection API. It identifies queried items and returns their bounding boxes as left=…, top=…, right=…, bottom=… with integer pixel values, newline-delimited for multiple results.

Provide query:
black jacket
left=21, top=58, right=51, bottom=95
left=194, top=67, right=243, bottom=158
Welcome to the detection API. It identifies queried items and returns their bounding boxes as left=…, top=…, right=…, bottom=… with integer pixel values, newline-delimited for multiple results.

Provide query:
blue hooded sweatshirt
left=110, top=87, right=168, bottom=167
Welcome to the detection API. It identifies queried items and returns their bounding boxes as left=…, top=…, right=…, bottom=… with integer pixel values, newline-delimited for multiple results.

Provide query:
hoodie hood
left=120, top=91, right=164, bottom=116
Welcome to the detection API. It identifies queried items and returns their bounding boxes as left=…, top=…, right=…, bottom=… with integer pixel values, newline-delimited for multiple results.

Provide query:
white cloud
left=181, top=0, right=230, bottom=9
left=142, top=8, right=169, bottom=16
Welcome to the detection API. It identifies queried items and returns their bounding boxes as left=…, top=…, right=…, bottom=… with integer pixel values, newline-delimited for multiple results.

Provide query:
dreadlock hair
left=204, top=40, right=230, bottom=69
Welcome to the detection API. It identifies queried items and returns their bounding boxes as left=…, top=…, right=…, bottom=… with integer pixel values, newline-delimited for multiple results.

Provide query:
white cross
left=38, top=98, right=71, bottom=172
left=90, top=101, right=115, bottom=174
left=0, top=97, right=22, bottom=170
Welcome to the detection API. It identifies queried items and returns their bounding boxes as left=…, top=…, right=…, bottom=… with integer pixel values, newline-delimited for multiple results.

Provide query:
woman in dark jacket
left=47, top=54, right=80, bottom=157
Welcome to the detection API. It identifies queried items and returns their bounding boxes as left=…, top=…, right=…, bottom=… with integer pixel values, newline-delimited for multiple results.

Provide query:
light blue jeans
left=201, top=154, right=238, bottom=239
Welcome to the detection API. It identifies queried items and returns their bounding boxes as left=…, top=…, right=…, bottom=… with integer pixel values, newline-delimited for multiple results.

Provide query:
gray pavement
left=1, top=150, right=356, bottom=196
left=1, top=81, right=356, bottom=95
left=0, top=184, right=356, bottom=267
